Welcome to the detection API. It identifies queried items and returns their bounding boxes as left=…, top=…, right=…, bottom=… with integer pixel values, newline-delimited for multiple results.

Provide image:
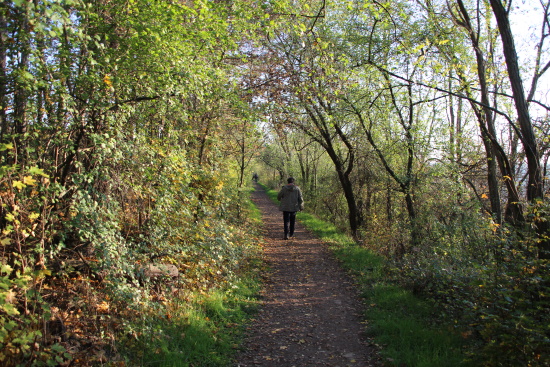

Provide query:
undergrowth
left=119, top=186, right=263, bottom=366
left=121, top=278, right=261, bottom=367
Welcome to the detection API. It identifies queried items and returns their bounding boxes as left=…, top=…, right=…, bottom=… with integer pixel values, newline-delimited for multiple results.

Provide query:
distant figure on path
left=277, top=177, right=304, bottom=240
left=252, top=172, right=258, bottom=182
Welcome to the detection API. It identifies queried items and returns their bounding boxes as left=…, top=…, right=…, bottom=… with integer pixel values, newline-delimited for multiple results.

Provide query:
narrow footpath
left=235, top=184, right=379, bottom=367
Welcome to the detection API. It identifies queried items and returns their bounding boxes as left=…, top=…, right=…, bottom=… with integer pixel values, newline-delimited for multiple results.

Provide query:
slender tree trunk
left=448, top=70, right=464, bottom=163
left=303, top=104, right=362, bottom=240
left=457, top=93, right=463, bottom=161
left=13, top=4, right=31, bottom=164
left=239, top=136, right=245, bottom=187
left=471, top=15, right=502, bottom=223
left=0, top=5, right=7, bottom=143
left=454, top=0, right=526, bottom=224
left=386, top=178, right=393, bottom=224
left=490, top=0, right=542, bottom=201
left=449, top=71, right=456, bottom=162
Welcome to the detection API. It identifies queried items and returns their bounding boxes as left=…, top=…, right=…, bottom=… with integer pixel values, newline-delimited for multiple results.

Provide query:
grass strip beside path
left=263, top=183, right=469, bottom=367
left=122, top=187, right=263, bottom=366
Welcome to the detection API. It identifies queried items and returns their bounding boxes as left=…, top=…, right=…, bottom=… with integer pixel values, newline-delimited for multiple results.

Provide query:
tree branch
left=359, top=61, right=524, bottom=140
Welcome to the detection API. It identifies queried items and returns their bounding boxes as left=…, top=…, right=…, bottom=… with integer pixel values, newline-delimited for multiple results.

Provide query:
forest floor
left=234, top=184, right=381, bottom=367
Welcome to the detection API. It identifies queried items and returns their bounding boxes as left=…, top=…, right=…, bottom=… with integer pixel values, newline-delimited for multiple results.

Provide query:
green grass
left=133, top=279, right=261, bottom=367
left=262, top=183, right=470, bottom=367
left=241, top=186, right=262, bottom=225
left=365, top=282, right=466, bottom=366
left=122, top=185, right=263, bottom=367
left=262, top=182, right=279, bottom=202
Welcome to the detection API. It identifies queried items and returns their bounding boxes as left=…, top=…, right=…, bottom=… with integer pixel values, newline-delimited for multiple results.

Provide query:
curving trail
left=235, top=184, right=379, bottom=367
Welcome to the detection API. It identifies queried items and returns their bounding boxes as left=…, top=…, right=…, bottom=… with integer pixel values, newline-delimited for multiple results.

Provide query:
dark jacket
left=277, top=183, right=304, bottom=212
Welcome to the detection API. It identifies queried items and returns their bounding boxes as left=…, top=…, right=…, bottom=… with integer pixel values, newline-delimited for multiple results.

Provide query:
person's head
left=287, top=177, right=295, bottom=184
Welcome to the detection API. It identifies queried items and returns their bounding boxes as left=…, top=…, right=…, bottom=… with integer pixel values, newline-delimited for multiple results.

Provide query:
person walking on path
left=277, top=177, right=304, bottom=240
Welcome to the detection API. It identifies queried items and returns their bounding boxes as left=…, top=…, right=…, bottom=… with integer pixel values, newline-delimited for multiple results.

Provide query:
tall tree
left=489, top=0, right=543, bottom=201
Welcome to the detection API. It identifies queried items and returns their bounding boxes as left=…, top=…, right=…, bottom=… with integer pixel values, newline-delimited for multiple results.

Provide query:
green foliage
left=394, top=204, right=550, bottom=366
left=0, top=155, right=71, bottom=365
left=2, top=0, right=549, bottom=365
left=0, top=266, right=69, bottom=366
left=104, top=183, right=266, bottom=366
left=118, top=187, right=263, bottom=366
left=2, top=0, right=271, bottom=363
left=468, top=254, right=549, bottom=366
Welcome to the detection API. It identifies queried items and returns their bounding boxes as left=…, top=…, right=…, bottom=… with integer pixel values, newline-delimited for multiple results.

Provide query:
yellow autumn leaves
left=7, top=166, right=49, bottom=191
left=12, top=175, right=37, bottom=190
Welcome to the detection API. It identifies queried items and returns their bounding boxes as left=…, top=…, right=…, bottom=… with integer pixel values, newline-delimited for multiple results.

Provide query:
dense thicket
left=0, top=0, right=270, bottom=364
left=252, top=0, right=550, bottom=365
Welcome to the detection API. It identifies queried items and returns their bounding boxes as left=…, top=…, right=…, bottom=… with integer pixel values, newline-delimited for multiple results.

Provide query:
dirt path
left=235, top=184, right=379, bottom=367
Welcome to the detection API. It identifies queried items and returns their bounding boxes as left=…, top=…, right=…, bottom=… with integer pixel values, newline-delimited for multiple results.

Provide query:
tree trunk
left=489, top=0, right=542, bottom=201
left=454, top=0, right=525, bottom=224
left=0, top=6, right=7, bottom=143
left=337, top=167, right=361, bottom=240
left=489, top=0, right=548, bottom=258
left=303, top=104, right=362, bottom=240
left=321, top=136, right=361, bottom=240
left=386, top=178, right=393, bottom=224
left=238, top=135, right=246, bottom=187
left=449, top=70, right=456, bottom=162
left=404, top=192, right=418, bottom=246
left=13, top=4, right=31, bottom=164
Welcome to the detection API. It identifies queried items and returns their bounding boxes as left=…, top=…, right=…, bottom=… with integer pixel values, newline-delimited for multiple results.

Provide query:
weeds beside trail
left=120, top=187, right=264, bottom=366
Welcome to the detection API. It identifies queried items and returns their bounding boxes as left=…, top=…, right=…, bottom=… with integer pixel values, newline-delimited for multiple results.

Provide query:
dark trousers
left=283, top=211, right=297, bottom=237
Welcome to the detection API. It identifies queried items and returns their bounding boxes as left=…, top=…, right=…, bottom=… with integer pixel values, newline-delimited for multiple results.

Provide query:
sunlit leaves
left=27, top=167, right=48, bottom=177
left=0, top=0, right=268, bottom=364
